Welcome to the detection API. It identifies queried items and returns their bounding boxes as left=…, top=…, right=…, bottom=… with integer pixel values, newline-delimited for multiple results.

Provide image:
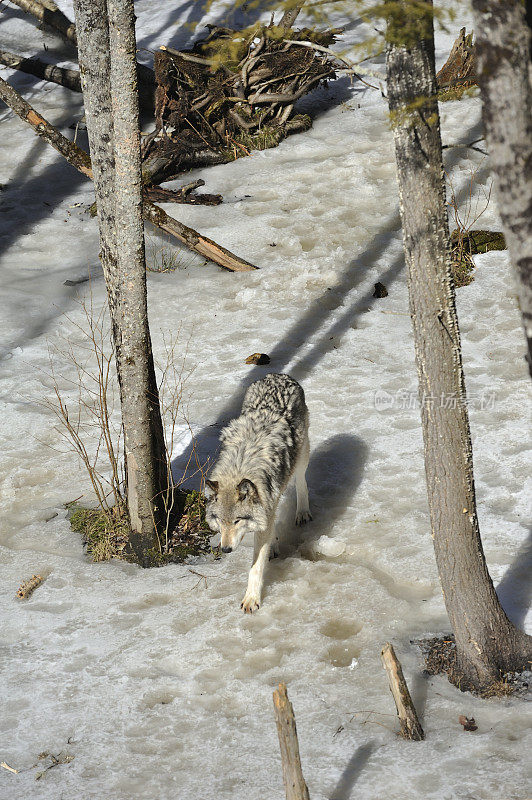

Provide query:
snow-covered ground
left=1, top=2, right=531, bottom=799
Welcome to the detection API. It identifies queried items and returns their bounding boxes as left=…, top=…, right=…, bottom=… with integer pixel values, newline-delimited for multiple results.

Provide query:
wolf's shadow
left=275, top=433, right=367, bottom=557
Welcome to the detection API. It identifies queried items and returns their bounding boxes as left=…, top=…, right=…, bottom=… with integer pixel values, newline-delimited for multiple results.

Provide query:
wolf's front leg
left=241, top=529, right=271, bottom=613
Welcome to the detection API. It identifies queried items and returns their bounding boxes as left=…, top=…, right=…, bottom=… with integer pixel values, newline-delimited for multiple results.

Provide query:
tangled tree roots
left=141, top=23, right=340, bottom=185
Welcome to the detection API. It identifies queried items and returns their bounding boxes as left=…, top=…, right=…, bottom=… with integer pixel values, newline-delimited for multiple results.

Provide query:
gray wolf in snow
left=205, top=373, right=312, bottom=613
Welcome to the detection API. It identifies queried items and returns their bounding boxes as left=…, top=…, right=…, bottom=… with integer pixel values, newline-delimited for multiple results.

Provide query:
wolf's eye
left=234, top=516, right=250, bottom=524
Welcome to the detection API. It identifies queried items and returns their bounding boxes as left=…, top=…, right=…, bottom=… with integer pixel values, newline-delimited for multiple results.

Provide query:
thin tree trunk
left=0, top=76, right=257, bottom=271
left=279, top=2, right=305, bottom=29
left=385, top=0, right=532, bottom=691
left=0, top=49, right=81, bottom=91
left=471, top=0, right=532, bottom=377
left=72, top=0, right=165, bottom=562
left=107, top=0, right=169, bottom=553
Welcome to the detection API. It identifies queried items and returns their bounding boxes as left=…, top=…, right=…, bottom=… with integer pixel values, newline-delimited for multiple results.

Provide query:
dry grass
left=69, top=489, right=213, bottom=564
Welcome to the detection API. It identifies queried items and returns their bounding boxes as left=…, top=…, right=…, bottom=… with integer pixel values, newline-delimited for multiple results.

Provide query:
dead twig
left=0, top=76, right=257, bottom=272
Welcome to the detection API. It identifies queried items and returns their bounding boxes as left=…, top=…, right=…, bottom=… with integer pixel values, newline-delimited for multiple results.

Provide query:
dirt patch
left=416, top=635, right=530, bottom=697
left=69, top=489, right=215, bottom=565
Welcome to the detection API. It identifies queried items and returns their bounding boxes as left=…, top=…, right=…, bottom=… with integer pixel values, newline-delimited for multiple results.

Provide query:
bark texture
left=107, top=0, right=168, bottom=553
left=272, top=683, right=310, bottom=800
left=72, top=0, right=165, bottom=561
left=0, top=49, right=81, bottom=91
left=471, top=0, right=532, bottom=376
left=9, top=0, right=77, bottom=44
left=386, top=1, right=532, bottom=690
left=381, top=643, right=424, bottom=740
left=0, top=75, right=91, bottom=175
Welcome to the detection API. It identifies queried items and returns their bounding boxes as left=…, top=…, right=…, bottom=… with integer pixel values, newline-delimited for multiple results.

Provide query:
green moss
left=68, top=488, right=214, bottom=565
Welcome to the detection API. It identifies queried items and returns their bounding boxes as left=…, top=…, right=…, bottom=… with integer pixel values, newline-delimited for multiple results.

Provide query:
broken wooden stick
left=273, top=683, right=310, bottom=800
left=0, top=49, right=81, bottom=91
left=0, top=76, right=257, bottom=271
left=7, top=0, right=155, bottom=108
left=143, top=180, right=222, bottom=206
left=16, top=573, right=44, bottom=599
left=9, top=0, right=77, bottom=45
left=381, top=643, right=424, bottom=741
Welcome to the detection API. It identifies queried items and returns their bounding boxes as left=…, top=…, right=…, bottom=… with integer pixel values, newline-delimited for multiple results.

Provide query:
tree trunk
left=385, top=0, right=532, bottom=691
left=471, top=0, right=532, bottom=377
left=72, top=0, right=166, bottom=563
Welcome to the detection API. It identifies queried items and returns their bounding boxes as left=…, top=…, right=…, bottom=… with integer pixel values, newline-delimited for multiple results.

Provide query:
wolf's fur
left=205, top=373, right=311, bottom=612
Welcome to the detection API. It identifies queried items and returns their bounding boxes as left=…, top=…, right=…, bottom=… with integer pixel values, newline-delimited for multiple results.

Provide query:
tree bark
left=0, top=76, right=257, bottom=271
left=9, top=0, right=77, bottom=45
left=381, top=643, right=424, bottom=741
left=107, top=0, right=169, bottom=553
left=72, top=0, right=165, bottom=562
left=385, top=0, right=532, bottom=691
left=272, top=683, right=310, bottom=800
left=0, top=49, right=81, bottom=92
left=471, top=0, right=532, bottom=377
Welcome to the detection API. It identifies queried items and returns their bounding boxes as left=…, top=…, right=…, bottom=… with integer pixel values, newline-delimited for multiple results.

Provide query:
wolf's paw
left=296, top=510, right=312, bottom=526
left=241, top=592, right=260, bottom=614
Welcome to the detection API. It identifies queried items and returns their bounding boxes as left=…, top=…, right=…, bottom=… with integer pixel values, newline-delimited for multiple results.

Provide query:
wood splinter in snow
left=273, top=683, right=310, bottom=800
left=16, top=574, right=44, bottom=599
left=381, top=642, right=425, bottom=741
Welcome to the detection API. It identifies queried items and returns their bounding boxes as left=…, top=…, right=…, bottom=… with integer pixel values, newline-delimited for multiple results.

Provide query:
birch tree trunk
left=385, top=0, right=532, bottom=691
left=72, top=0, right=167, bottom=563
left=470, top=0, right=532, bottom=377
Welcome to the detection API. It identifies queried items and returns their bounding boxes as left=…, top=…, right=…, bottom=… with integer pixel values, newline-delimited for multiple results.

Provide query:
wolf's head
left=205, top=478, right=266, bottom=552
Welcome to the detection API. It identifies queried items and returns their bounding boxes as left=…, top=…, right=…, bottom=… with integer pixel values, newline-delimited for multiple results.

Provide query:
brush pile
left=141, top=23, right=340, bottom=185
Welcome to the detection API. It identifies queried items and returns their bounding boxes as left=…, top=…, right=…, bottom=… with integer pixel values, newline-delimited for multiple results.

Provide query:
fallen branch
left=381, top=643, right=425, bottom=741
left=144, top=180, right=222, bottom=206
left=8, top=0, right=77, bottom=45
left=273, top=683, right=310, bottom=800
left=7, top=0, right=155, bottom=109
left=0, top=48, right=81, bottom=92
left=16, top=573, right=44, bottom=599
left=0, top=76, right=257, bottom=272
left=279, top=2, right=305, bottom=29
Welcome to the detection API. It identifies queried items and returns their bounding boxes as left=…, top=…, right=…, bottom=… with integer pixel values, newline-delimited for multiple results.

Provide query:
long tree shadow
left=495, top=525, right=532, bottom=629
left=170, top=208, right=402, bottom=484
left=171, top=118, right=491, bottom=488
left=329, top=742, right=376, bottom=800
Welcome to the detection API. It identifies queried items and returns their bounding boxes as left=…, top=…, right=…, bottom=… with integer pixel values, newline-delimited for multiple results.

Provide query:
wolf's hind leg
left=295, top=435, right=312, bottom=526
left=241, top=528, right=271, bottom=613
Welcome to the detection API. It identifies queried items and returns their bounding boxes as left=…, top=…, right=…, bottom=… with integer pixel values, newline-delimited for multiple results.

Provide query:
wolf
left=205, top=373, right=312, bottom=613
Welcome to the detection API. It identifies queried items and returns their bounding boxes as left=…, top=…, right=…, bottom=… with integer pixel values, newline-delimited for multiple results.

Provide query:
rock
left=245, top=353, right=271, bottom=365
left=373, top=281, right=388, bottom=298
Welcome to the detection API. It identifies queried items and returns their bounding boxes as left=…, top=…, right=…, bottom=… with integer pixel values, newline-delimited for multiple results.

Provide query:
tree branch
left=0, top=49, right=81, bottom=92
left=0, top=76, right=257, bottom=272
left=8, top=0, right=77, bottom=45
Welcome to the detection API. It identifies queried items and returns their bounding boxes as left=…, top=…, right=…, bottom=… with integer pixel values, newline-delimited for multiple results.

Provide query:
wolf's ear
left=237, top=478, right=259, bottom=503
left=205, top=479, right=218, bottom=499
